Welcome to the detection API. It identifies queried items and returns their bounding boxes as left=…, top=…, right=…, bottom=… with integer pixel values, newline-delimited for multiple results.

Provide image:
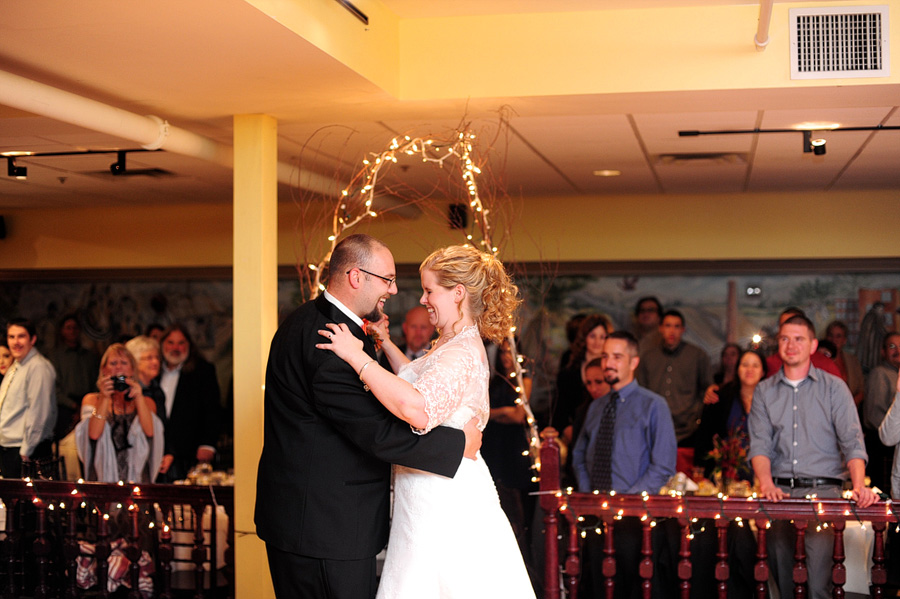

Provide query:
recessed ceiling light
left=593, top=169, right=621, bottom=177
left=794, top=122, right=840, bottom=131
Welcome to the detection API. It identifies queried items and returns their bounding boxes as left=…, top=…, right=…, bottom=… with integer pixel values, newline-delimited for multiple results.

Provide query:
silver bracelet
left=91, top=408, right=106, bottom=421
left=358, top=359, right=376, bottom=391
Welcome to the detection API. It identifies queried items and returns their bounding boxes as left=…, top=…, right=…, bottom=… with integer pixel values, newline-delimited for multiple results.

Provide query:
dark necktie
left=590, top=391, right=620, bottom=492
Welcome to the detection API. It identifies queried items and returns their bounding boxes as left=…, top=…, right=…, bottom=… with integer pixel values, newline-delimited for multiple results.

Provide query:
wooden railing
left=539, top=434, right=896, bottom=599
left=0, top=478, right=233, bottom=598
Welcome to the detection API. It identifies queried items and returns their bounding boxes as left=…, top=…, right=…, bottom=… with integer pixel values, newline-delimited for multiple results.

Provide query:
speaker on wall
left=0, top=216, right=6, bottom=240
left=448, top=204, right=467, bottom=230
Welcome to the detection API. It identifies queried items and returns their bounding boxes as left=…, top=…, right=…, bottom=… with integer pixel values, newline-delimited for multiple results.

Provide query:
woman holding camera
left=75, top=343, right=163, bottom=483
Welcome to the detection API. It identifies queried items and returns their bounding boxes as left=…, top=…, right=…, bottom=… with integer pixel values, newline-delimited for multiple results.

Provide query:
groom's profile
left=255, top=234, right=481, bottom=599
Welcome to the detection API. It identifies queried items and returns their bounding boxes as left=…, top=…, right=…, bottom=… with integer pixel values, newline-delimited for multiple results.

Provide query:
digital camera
left=111, top=375, right=130, bottom=393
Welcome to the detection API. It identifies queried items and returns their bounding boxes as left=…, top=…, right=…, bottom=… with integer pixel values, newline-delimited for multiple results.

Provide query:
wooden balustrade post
left=565, top=516, right=581, bottom=599
left=539, top=429, right=562, bottom=599
left=754, top=520, right=769, bottom=599
left=2, top=498, right=20, bottom=599
left=97, top=509, right=111, bottom=599
left=125, top=503, right=142, bottom=599
left=831, top=520, right=846, bottom=599
left=32, top=499, right=51, bottom=599
left=639, top=519, right=653, bottom=599
left=63, top=502, right=80, bottom=599
left=792, top=520, right=808, bottom=599
left=677, top=518, right=691, bottom=599
left=715, top=517, right=729, bottom=599
left=158, top=504, right=174, bottom=599
left=602, top=516, right=616, bottom=599
left=871, top=521, right=886, bottom=598
left=190, top=503, right=206, bottom=599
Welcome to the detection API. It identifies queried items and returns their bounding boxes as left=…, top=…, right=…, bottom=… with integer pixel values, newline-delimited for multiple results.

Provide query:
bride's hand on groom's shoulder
left=317, top=323, right=365, bottom=363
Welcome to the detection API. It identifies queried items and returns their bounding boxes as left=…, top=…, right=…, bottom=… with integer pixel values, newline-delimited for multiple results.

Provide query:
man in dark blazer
left=255, top=234, right=480, bottom=599
left=156, top=323, right=222, bottom=482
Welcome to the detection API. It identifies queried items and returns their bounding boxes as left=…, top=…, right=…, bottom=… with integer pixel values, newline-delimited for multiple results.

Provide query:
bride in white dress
left=318, top=245, right=536, bottom=599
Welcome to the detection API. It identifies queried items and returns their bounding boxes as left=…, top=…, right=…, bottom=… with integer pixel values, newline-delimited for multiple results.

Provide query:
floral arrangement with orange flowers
left=707, top=429, right=751, bottom=484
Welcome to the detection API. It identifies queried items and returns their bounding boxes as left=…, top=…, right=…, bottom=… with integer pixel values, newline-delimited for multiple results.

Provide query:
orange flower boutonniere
left=362, top=319, right=383, bottom=351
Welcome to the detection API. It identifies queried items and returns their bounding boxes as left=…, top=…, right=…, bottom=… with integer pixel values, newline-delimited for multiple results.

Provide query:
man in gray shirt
left=749, top=314, right=876, bottom=599
left=863, top=332, right=900, bottom=491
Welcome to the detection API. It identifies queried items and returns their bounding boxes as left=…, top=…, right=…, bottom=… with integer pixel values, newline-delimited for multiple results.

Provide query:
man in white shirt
left=0, top=318, right=57, bottom=478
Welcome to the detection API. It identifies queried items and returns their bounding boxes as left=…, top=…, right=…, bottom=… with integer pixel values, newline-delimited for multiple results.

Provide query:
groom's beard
left=362, top=303, right=385, bottom=323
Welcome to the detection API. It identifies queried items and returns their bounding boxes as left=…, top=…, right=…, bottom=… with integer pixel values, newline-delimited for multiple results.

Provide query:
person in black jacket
left=156, top=323, right=222, bottom=482
left=255, top=234, right=480, bottom=599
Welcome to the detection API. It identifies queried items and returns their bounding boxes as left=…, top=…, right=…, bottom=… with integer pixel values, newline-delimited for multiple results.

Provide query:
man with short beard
left=572, top=331, right=676, bottom=598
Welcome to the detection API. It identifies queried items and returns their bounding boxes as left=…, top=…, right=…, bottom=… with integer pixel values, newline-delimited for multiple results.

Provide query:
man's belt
left=774, top=477, right=845, bottom=489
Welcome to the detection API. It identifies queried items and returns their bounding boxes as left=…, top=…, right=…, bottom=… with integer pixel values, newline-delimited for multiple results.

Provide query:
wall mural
left=2, top=270, right=898, bottom=424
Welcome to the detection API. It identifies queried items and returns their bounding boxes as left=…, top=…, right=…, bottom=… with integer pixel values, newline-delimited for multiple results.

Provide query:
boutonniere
left=362, top=319, right=383, bottom=351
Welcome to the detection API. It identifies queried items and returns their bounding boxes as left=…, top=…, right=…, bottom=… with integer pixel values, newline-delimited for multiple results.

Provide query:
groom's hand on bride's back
left=463, top=417, right=482, bottom=460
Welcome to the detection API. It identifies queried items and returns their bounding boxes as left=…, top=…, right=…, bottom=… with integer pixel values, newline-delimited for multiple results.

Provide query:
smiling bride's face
left=419, top=269, right=460, bottom=332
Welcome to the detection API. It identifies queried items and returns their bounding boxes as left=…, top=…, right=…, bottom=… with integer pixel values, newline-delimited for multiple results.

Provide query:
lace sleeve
left=412, top=341, right=482, bottom=433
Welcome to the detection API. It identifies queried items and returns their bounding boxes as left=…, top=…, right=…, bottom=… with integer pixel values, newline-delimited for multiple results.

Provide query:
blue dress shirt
left=573, top=380, right=677, bottom=494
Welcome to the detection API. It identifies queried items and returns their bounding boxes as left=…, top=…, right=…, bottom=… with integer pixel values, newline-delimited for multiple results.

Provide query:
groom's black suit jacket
left=255, top=294, right=465, bottom=559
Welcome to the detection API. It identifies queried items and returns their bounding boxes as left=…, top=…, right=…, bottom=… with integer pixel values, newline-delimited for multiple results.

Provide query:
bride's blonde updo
left=419, top=245, right=521, bottom=344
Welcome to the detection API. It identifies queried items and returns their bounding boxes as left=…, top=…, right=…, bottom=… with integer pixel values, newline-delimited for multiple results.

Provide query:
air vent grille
left=790, top=6, right=889, bottom=79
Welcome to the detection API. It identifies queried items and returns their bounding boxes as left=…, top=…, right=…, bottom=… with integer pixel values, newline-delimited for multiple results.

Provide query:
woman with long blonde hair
left=319, top=245, right=535, bottom=598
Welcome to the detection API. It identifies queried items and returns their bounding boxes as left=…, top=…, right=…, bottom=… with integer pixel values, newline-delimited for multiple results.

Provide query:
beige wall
left=2, top=189, right=898, bottom=271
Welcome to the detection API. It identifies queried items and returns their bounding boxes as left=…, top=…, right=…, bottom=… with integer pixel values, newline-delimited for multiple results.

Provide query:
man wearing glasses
left=255, top=233, right=481, bottom=599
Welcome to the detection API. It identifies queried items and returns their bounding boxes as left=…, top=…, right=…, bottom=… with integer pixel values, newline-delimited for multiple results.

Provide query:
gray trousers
left=769, top=484, right=843, bottom=599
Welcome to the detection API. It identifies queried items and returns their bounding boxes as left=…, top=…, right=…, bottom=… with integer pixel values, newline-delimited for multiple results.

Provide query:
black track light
left=110, top=151, right=127, bottom=175
left=6, top=157, right=27, bottom=179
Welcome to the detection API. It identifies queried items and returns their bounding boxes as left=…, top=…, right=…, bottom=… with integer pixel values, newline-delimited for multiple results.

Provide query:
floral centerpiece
left=707, top=429, right=751, bottom=493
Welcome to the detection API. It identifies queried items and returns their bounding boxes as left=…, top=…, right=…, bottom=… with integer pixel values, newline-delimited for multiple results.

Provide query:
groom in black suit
left=256, top=234, right=480, bottom=599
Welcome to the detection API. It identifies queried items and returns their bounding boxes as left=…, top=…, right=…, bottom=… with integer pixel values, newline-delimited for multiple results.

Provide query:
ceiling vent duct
left=790, top=5, right=890, bottom=79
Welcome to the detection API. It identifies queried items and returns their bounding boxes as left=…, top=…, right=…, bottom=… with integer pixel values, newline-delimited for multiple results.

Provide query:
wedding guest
left=378, top=305, right=435, bottom=373
left=0, top=318, right=57, bottom=478
left=696, top=349, right=767, bottom=478
left=826, top=320, right=864, bottom=404
left=145, top=323, right=165, bottom=343
left=0, top=339, right=12, bottom=381
left=750, top=314, right=875, bottom=599
left=572, top=331, right=676, bottom=598
left=632, top=296, right=663, bottom=354
left=157, top=324, right=222, bottom=482
left=48, top=313, right=99, bottom=440
left=551, top=313, right=612, bottom=446
left=637, top=309, right=711, bottom=474
left=765, top=307, right=841, bottom=378
left=482, top=338, right=538, bottom=583
left=876, top=361, right=900, bottom=498
left=713, top=342, right=741, bottom=386
left=125, top=335, right=168, bottom=438
left=75, top=343, right=162, bottom=483
left=863, top=332, right=900, bottom=492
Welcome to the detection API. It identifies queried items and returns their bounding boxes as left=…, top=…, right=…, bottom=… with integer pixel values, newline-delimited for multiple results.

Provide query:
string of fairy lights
left=305, top=127, right=543, bottom=481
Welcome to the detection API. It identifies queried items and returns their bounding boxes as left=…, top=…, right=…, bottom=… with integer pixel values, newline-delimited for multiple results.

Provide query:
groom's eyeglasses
left=348, top=268, right=396, bottom=288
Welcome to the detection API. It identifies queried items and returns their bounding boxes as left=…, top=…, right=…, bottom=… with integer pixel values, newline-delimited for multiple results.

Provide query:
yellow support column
left=233, top=114, right=278, bottom=599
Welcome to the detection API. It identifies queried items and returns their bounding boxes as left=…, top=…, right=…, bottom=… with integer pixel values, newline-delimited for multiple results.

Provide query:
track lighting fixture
left=801, top=131, right=827, bottom=155
left=1, top=148, right=160, bottom=180
left=680, top=124, right=899, bottom=155
left=110, top=151, right=127, bottom=175
left=6, top=157, right=27, bottom=179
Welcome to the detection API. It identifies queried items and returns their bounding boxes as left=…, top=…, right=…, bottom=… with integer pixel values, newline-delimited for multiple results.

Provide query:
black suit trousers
left=266, top=543, right=377, bottom=599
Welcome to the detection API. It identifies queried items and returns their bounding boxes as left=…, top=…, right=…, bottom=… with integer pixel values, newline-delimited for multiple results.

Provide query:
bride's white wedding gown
left=376, top=325, right=536, bottom=599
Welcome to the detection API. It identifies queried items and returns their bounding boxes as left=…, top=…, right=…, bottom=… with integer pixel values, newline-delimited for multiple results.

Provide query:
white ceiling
left=0, top=0, right=898, bottom=210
